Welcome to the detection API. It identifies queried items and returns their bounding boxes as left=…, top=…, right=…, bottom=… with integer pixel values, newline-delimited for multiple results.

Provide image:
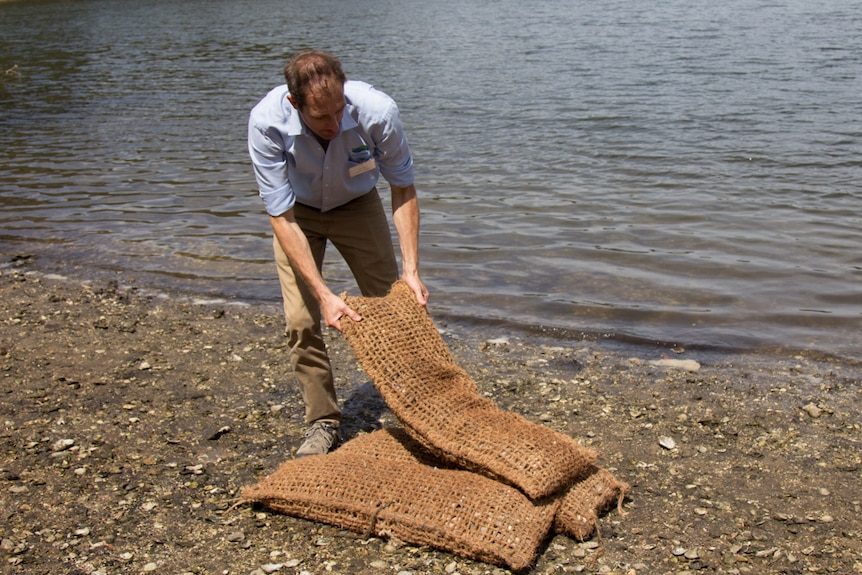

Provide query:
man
left=248, top=50, right=429, bottom=458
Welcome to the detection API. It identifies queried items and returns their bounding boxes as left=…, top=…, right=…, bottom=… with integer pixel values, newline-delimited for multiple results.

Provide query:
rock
left=802, top=402, right=822, bottom=418
left=649, top=358, right=701, bottom=372
left=481, top=337, right=509, bottom=350
left=207, top=425, right=232, bottom=440
left=659, top=436, right=677, bottom=450
left=52, top=438, right=75, bottom=452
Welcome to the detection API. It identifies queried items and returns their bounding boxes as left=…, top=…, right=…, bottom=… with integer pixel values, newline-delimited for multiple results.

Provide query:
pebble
left=659, top=436, right=677, bottom=450
left=142, top=563, right=157, bottom=572
left=52, top=438, right=75, bottom=452
left=803, top=402, right=822, bottom=418
left=483, top=337, right=509, bottom=347
left=649, top=358, right=701, bottom=372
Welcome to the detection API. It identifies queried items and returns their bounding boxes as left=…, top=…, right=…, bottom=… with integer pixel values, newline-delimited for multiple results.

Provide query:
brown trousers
left=273, top=189, right=398, bottom=424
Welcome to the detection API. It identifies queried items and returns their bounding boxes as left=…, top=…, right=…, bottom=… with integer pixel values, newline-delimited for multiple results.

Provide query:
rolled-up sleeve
left=248, top=116, right=295, bottom=216
left=373, top=101, right=415, bottom=188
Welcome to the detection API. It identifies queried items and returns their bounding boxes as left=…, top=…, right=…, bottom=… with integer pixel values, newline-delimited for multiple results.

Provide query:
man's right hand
left=321, top=292, right=362, bottom=331
left=272, top=213, right=362, bottom=331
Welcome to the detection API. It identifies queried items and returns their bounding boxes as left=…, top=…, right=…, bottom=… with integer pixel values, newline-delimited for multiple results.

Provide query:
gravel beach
left=1, top=254, right=860, bottom=575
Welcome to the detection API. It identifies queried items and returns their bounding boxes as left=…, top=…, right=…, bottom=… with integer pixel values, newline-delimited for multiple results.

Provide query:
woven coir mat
left=242, top=441, right=558, bottom=571
left=341, top=280, right=597, bottom=499
left=341, top=428, right=628, bottom=541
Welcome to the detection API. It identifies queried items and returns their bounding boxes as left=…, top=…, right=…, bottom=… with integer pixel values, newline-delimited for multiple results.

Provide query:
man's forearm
left=270, top=213, right=330, bottom=302
left=390, top=183, right=421, bottom=277
left=270, top=212, right=361, bottom=329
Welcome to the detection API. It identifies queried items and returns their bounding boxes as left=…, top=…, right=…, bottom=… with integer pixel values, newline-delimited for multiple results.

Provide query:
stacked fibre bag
left=339, top=428, right=629, bottom=541
left=243, top=281, right=629, bottom=570
left=242, top=429, right=628, bottom=569
left=340, top=281, right=596, bottom=500
left=241, top=439, right=558, bottom=571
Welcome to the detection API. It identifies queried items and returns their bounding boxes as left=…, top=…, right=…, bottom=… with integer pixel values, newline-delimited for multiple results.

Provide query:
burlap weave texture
left=554, top=465, right=629, bottom=541
left=241, top=445, right=557, bottom=571
left=341, top=281, right=597, bottom=499
left=341, top=428, right=628, bottom=541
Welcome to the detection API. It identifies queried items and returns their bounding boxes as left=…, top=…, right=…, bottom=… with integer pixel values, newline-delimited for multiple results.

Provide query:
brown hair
left=283, top=50, right=346, bottom=109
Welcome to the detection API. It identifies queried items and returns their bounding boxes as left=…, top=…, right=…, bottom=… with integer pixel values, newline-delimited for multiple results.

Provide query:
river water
left=1, top=0, right=860, bottom=360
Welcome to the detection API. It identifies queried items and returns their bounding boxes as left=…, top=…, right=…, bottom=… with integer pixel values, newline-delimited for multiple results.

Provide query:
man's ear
left=286, top=94, right=299, bottom=110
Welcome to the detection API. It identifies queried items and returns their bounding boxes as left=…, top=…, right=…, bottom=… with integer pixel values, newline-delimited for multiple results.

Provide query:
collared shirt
left=248, top=80, right=415, bottom=215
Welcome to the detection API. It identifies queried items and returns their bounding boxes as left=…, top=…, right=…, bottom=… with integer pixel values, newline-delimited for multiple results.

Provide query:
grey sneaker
left=295, top=421, right=339, bottom=458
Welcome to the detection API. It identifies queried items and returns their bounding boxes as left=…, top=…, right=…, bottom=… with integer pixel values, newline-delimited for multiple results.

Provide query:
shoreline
left=2, top=254, right=861, bottom=574
left=5, top=242, right=859, bottom=367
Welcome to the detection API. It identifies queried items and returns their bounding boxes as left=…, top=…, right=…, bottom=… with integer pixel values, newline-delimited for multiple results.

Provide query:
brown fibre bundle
left=242, top=447, right=557, bottom=571
left=554, top=465, right=630, bottom=541
left=341, top=428, right=629, bottom=542
left=341, top=281, right=597, bottom=499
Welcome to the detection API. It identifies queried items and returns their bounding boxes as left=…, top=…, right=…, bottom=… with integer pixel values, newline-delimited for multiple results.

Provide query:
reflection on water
left=1, top=0, right=861, bottom=360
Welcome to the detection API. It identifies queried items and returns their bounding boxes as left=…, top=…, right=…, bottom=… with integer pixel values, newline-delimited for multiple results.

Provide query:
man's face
left=289, top=79, right=345, bottom=141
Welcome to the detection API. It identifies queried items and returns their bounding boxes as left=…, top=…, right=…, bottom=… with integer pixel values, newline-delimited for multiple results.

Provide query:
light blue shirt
left=248, top=80, right=415, bottom=215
